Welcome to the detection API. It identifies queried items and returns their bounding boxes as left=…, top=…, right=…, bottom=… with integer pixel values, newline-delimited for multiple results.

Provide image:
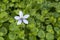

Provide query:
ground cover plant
left=0, top=0, right=60, bottom=40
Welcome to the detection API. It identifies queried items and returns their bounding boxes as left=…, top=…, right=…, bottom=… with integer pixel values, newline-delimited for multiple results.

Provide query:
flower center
left=20, top=18, right=23, bottom=20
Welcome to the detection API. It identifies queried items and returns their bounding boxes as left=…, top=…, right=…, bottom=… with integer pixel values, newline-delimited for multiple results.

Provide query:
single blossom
left=14, top=11, right=30, bottom=25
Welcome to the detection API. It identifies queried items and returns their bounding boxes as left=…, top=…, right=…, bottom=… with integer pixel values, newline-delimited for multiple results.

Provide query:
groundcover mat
left=0, top=0, right=60, bottom=40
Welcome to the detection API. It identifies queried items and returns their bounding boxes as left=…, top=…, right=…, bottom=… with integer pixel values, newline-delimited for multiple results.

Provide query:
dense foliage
left=0, top=0, right=60, bottom=40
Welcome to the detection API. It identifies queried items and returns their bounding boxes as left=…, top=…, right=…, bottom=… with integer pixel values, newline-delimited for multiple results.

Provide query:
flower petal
left=23, top=19, right=28, bottom=24
left=23, top=14, right=30, bottom=18
left=17, top=20, right=22, bottom=25
left=14, top=16, right=20, bottom=20
left=19, top=11, right=23, bottom=18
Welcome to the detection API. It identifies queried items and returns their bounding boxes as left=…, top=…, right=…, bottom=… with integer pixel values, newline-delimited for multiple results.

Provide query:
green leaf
left=9, top=23, right=20, bottom=32
left=31, top=27, right=38, bottom=36
left=37, top=0, right=44, bottom=4
left=54, top=27, right=60, bottom=35
left=46, top=25, right=54, bottom=34
left=57, top=37, right=60, bottom=40
left=0, top=4, right=6, bottom=11
left=11, top=0, right=16, bottom=2
left=0, top=32, right=4, bottom=36
left=9, top=17, right=15, bottom=23
left=0, top=12, right=8, bottom=18
left=0, top=37, right=4, bottom=40
left=18, top=31, right=24, bottom=39
left=27, top=23, right=36, bottom=30
left=3, top=0, right=8, bottom=3
left=0, top=23, right=2, bottom=27
left=46, top=33, right=54, bottom=40
left=0, top=27, right=7, bottom=36
left=40, top=38, right=44, bottom=40
left=29, top=35, right=37, bottom=40
left=8, top=32, right=16, bottom=40
left=49, top=16, right=56, bottom=24
left=38, top=30, right=45, bottom=38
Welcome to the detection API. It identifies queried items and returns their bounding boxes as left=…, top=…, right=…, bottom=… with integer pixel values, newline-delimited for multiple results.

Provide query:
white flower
left=14, top=11, right=30, bottom=25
